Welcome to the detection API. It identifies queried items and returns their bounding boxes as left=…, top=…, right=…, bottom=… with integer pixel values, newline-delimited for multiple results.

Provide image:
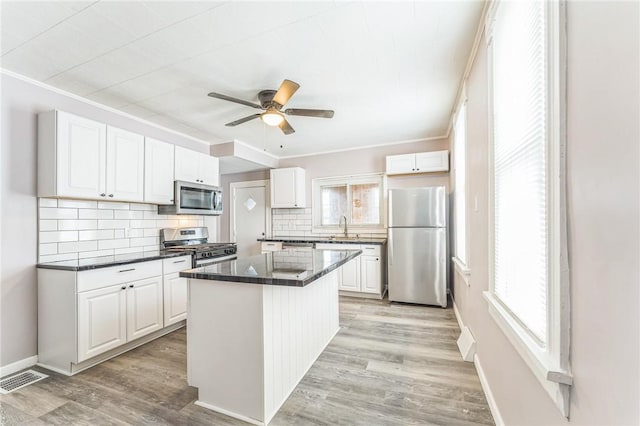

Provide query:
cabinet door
left=106, top=126, right=145, bottom=202
left=56, top=111, right=107, bottom=199
left=386, top=154, right=415, bottom=175
left=271, top=168, right=298, bottom=207
left=175, top=146, right=201, bottom=183
left=339, top=255, right=361, bottom=291
left=199, top=154, right=220, bottom=186
left=415, top=151, right=449, bottom=173
left=144, top=137, right=175, bottom=205
left=78, top=284, right=127, bottom=362
left=163, top=272, right=188, bottom=326
left=126, top=276, right=163, bottom=341
left=361, top=255, right=382, bottom=294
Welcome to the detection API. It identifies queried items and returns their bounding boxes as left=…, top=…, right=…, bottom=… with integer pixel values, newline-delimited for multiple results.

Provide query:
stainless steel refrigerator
left=387, top=186, right=448, bottom=307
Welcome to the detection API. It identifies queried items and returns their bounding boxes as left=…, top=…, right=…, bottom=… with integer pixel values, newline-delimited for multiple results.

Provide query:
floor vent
left=0, top=370, right=48, bottom=394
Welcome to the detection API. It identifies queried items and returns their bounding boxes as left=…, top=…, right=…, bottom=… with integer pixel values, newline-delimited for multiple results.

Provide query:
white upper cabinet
left=386, top=150, right=449, bottom=175
left=144, top=137, right=175, bottom=205
left=38, top=111, right=144, bottom=202
left=270, top=167, right=306, bottom=208
left=175, top=146, right=219, bottom=186
left=106, top=126, right=144, bottom=201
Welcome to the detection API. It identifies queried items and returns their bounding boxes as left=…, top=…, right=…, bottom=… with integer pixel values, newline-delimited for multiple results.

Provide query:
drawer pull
left=118, top=268, right=135, bottom=273
left=121, top=286, right=126, bottom=290
left=173, top=259, right=187, bottom=264
left=129, top=284, right=134, bottom=288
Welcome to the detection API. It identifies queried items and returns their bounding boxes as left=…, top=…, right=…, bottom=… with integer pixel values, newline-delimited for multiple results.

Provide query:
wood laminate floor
left=0, top=297, right=494, bottom=425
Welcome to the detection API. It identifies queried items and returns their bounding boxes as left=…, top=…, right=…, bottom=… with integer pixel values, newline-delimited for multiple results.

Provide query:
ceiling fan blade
left=272, top=79, right=300, bottom=107
left=208, top=92, right=263, bottom=109
left=225, top=114, right=261, bottom=127
left=284, top=108, right=334, bottom=118
left=278, top=118, right=295, bottom=135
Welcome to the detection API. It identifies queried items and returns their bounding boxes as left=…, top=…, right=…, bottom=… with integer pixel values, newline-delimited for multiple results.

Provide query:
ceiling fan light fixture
left=261, top=109, right=284, bottom=126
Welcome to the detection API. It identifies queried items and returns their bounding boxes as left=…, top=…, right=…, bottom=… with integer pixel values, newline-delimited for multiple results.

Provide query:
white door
left=339, top=256, right=361, bottom=291
left=386, top=153, right=416, bottom=175
left=163, top=272, right=187, bottom=326
left=144, top=137, right=175, bottom=205
left=199, top=155, right=220, bottom=186
left=56, top=111, right=107, bottom=199
left=175, top=146, right=201, bottom=183
left=126, top=276, right=163, bottom=341
left=361, top=255, right=381, bottom=294
left=270, top=168, right=296, bottom=207
left=106, top=126, right=145, bottom=201
left=77, top=284, right=127, bottom=362
left=231, top=181, right=269, bottom=258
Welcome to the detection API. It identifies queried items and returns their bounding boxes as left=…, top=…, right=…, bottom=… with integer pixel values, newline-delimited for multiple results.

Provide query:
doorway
left=229, top=180, right=271, bottom=258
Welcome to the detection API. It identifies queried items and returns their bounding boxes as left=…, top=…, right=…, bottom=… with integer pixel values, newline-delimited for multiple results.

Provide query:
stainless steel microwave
left=158, top=181, right=222, bottom=216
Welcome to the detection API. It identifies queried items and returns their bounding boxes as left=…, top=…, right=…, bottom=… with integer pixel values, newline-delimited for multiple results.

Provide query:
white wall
left=451, top=2, right=639, bottom=424
left=0, top=73, right=212, bottom=369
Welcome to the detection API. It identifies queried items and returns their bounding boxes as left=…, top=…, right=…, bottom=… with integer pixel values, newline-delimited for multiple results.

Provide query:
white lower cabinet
left=38, top=257, right=188, bottom=375
left=315, top=243, right=385, bottom=298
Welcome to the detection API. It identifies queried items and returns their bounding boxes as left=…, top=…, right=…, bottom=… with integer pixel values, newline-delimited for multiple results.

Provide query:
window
left=453, top=92, right=469, bottom=276
left=313, top=174, right=385, bottom=231
left=484, top=0, right=571, bottom=417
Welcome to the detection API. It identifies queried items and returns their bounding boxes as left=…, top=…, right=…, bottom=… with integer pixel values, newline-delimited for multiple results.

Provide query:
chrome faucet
left=339, top=215, right=348, bottom=237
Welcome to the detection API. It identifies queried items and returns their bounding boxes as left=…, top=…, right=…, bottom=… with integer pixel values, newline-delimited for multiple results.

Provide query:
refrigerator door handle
left=388, top=231, right=393, bottom=265
left=388, top=190, right=393, bottom=226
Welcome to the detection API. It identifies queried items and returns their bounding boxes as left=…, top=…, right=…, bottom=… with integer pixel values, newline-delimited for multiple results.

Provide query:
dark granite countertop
left=180, top=248, right=362, bottom=287
left=36, top=250, right=189, bottom=271
left=258, top=236, right=386, bottom=245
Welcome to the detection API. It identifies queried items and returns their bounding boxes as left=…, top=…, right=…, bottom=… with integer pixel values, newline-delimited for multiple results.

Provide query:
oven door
left=175, top=181, right=222, bottom=215
left=195, top=254, right=237, bottom=268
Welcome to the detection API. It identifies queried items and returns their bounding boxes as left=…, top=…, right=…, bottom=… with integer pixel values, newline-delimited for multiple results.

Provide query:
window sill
left=483, top=291, right=572, bottom=416
left=452, top=257, right=471, bottom=286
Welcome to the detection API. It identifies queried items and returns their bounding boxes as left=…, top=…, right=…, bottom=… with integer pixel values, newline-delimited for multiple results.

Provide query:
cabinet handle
left=108, top=194, right=114, bottom=198
left=416, top=169, right=420, bottom=171
left=173, top=259, right=186, bottom=264
left=119, top=268, right=135, bottom=273
left=100, top=193, right=106, bottom=197
left=129, top=284, right=134, bottom=288
left=376, top=258, right=379, bottom=261
left=412, top=168, right=415, bottom=171
left=121, top=286, right=126, bottom=290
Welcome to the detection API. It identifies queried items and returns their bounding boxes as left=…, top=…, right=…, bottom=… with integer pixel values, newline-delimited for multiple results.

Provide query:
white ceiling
left=1, top=1, right=484, bottom=157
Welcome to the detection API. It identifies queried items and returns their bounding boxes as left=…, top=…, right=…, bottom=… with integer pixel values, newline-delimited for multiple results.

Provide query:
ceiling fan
left=207, top=79, right=334, bottom=135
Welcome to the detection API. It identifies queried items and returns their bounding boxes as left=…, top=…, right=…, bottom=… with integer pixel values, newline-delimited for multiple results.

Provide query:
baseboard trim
left=194, top=400, right=264, bottom=426
left=474, top=354, right=505, bottom=426
left=0, top=355, right=38, bottom=378
left=452, top=299, right=464, bottom=330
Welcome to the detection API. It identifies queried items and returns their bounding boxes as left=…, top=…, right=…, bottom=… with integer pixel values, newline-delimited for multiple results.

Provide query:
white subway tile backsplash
left=39, top=198, right=58, bottom=208
left=38, top=199, right=205, bottom=263
left=78, top=249, right=114, bottom=259
left=40, top=208, right=77, bottom=219
left=130, top=203, right=155, bottom=211
left=97, top=219, right=130, bottom=229
left=79, top=209, right=114, bottom=219
left=40, top=231, right=78, bottom=243
left=58, top=240, right=98, bottom=254
left=39, top=243, right=58, bottom=256
left=98, top=201, right=129, bottom=210
left=79, top=229, right=114, bottom=241
left=58, top=219, right=98, bottom=231
left=58, top=199, right=97, bottom=209
left=98, top=239, right=130, bottom=250
left=40, top=220, right=57, bottom=231
left=114, top=210, right=144, bottom=220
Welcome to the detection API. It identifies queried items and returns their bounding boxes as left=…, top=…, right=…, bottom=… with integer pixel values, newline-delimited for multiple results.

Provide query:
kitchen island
left=180, top=248, right=361, bottom=426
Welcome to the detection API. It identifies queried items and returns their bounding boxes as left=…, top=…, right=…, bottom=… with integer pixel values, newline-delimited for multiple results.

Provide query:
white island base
left=187, top=269, right=340, bottom=425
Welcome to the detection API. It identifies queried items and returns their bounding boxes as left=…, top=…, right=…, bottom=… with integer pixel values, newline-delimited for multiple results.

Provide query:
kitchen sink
left=328, top=235, right=362, bottom=241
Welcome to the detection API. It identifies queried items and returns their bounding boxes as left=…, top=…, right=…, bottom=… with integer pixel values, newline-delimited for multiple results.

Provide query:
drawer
left=163, top=255, right=192, bottom=275
left=316, top=243, right=362, bottom=251
left=261, top=241, right=283, bottom=252
left=360, top=245, right=381, bottom=256
left=77, top=259, right=162, bottom=293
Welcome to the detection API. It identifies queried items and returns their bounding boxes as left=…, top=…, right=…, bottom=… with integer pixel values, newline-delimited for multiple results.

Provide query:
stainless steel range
left=160, top=227, right=237, bottom=267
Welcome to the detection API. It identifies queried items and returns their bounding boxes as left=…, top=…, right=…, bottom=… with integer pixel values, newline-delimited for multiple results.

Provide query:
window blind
left=492, top=0, right=548, bottom=342
left=454, top=102, right=467, bottom=265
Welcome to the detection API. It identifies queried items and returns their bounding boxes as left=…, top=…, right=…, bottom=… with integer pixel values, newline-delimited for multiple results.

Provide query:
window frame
left=312, top=173, right=387, bottom=233
left=452, top=86, right=471, bottom=285
left=483, top=0, right=572, bottom=417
